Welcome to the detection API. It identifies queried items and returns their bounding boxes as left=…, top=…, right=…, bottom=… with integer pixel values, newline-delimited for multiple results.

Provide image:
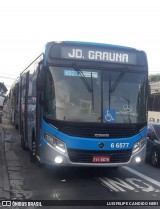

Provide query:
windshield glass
left=44, top=67, right=101, bottom=122
left=43, top=66, right=147, bottom=123
left=103, top=71, right=147, bottom=123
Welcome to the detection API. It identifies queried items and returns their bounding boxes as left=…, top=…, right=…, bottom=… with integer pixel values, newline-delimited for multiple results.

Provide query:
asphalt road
left=1, top=116, right=160, bottom=209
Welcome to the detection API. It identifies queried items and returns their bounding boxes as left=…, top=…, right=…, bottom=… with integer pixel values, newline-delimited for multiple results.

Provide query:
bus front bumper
left=41, top=142, right=146, bottom=167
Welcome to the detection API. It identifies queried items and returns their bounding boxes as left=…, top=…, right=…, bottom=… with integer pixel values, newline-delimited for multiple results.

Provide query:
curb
left=0, top=126, right=11, bottom=199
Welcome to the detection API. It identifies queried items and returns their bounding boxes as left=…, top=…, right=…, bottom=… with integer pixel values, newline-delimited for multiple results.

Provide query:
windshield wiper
left=110, top=71, right=125, bottom=93
left=72, top=64, right=94, bottom=109
left=73, top=64, right=93, bottom=93
left=108, top=71, right=126, bottom=109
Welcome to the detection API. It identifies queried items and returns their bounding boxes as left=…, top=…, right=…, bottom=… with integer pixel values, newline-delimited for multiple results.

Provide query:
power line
left=0, top=71, right=17, bottom=76
left=0, top=76, right=16, bottom=80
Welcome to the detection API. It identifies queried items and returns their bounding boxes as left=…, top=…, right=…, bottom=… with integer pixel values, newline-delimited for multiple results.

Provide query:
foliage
left=148, top=74, right=160, bottom=82
left=0, top=82, right=8, bottom=93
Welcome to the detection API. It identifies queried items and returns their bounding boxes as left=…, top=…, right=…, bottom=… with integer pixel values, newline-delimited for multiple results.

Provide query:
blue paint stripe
left=41, top=119, right=146, bottom=151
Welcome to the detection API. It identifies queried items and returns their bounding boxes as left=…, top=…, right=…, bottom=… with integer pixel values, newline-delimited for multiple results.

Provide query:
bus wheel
left=30, top=136, right=36, bottom=163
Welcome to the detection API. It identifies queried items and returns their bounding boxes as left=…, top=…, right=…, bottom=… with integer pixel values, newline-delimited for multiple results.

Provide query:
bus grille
left=45, top=118, right=146, bottom=138
left=67, top=149, right=132, bottom=163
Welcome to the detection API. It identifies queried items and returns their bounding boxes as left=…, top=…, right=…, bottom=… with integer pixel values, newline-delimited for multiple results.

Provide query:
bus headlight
left=44, top=133, right=66, bottom=154
left=132, top=137, right=146, bottom=154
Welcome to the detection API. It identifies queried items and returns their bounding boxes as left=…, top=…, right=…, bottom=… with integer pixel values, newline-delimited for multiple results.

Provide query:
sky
left=0, top=0, right=160, bottom=91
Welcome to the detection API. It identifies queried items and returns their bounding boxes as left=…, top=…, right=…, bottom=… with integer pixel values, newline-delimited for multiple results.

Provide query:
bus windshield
left=43, top=66, right=147, bottom=123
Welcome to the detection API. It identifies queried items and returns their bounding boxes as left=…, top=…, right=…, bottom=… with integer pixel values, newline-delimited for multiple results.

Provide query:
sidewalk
left=0, top=110, right=11, bottom=200
left=0, top=103, right=31, bottom=203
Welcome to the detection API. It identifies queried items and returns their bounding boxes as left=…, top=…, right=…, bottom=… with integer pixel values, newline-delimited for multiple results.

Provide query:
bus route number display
left=61, top=46, right=137, bottom=64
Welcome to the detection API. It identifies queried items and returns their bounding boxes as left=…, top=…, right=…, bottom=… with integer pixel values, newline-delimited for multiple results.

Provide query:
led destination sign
left=49, top=44, right=138, bottom=65
left=62, top=47, right=132, bottom=64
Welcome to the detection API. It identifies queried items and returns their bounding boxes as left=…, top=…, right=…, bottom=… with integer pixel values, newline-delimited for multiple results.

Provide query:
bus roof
left=44, top=41, right=147, bottom=66
left=45, top=41, right=145, bottom=52
left=64, top=41, right=142, bottom=51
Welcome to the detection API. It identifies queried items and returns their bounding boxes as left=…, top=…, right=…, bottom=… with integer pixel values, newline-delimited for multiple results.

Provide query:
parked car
left=146, top=122, right=160, bottom=167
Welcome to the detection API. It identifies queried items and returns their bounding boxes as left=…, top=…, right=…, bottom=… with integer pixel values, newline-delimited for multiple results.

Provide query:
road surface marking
left=96, top=177, right=156, bottom=192
left=97, top=177, right=135, bottom=192
left=123, top=166, right=160, bottom=188
left=96, top=166, right=160, bottom=193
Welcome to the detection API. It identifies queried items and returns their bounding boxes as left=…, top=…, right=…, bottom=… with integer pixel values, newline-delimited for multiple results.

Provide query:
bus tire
left=30, top=132, right=36, bottom=163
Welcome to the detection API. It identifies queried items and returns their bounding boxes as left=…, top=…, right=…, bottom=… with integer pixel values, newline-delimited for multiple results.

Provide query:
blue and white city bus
left=19, top=41, right=148, bottom=167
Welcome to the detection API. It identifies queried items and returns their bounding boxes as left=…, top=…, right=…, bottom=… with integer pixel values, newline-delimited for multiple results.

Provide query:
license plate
left=92, top=156, right=110, bottom=163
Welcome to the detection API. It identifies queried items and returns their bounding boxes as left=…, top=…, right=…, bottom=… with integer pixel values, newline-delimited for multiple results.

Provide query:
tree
left=0, top=82, right=8, bottom=95
left=148, top=74, right=160, bottom=82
